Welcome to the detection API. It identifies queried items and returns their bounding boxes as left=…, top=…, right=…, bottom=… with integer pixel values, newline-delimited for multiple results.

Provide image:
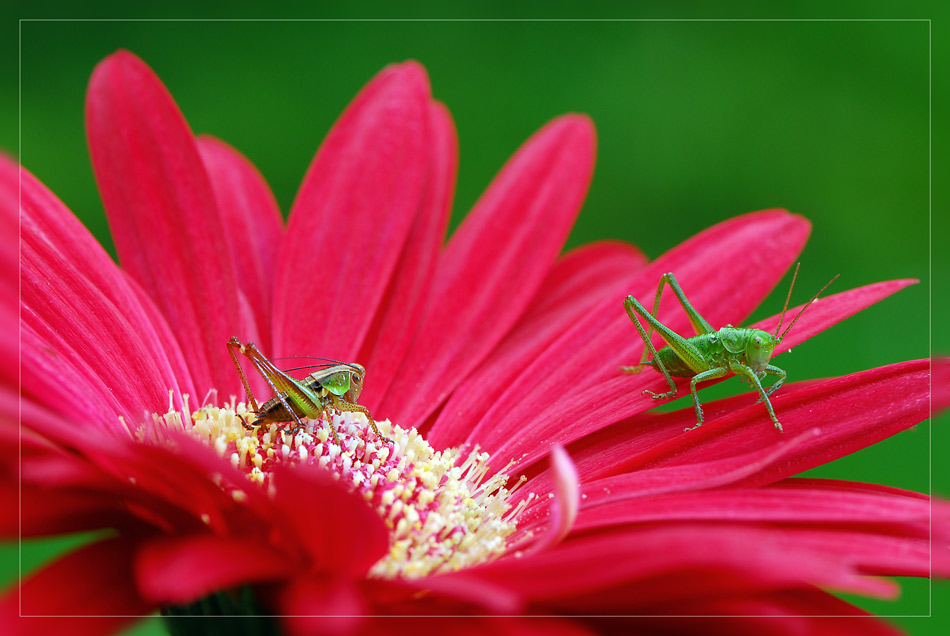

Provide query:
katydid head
left=345, top=363, right=366, bottom=401
left=746, top=329, right=779, bottom=371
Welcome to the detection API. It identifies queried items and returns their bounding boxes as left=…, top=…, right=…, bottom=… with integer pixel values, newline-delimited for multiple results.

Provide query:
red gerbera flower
left=5, top=51, right=947, bottom=636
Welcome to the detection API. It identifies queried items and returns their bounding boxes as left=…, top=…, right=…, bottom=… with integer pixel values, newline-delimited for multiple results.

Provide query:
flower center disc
left=151, top=400, right=528, bottom=578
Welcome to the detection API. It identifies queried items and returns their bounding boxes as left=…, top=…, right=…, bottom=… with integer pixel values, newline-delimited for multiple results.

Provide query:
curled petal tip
left=536, top=445, right=580, bottom=552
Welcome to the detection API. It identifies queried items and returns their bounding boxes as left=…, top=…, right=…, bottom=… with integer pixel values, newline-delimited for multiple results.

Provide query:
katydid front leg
left=331, top=397, right=394, bottom=445
left=763, top=364, right=787, bottom=397
left=732, top=362, right=783, bottom=432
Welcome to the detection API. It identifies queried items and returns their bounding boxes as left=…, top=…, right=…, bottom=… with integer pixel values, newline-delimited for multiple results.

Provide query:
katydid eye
left=753, top=336, right=763, bottom=348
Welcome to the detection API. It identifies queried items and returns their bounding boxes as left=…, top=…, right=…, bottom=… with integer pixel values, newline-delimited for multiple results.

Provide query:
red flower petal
left=398, top=575, right=522, bottom=615
left=358, top=100, right=458, bottom=411
left=612, top=359, right=937, bottom=486
left=570, top=477, right=928, bottom=536
left=0, top=155, right=17, bottom=388
left=274, top=577, right=365, bottom=636
left=135, top=534, right=295, bottom=604
left=934, top=499, right=950, bottom=576
left=527, top=404, right=795, bottom=505
left=379, top=115, right=597, bottom=426
left=120, top=271, right=198, bottom=401
left=521, top=359, right=933, bottom=494
left=0, top=536, right=151, bottom=630
left=17, top=438, right=238, bottom=538
left=342, top=614, right=599, bottom=636
left=473, top=210, right=809, bottom=470
left=14, top=405, right=273, bottom=539
left=935, top=355, right=950, bottom=408
left=16, top=487, right=133, bottom=539
left=752, top=278, right=918, bottom=354
left=270, top=464, right=389, bottom=577
left=198, top=136, right=284, bottom=353
left=20, top=166, right=194, bottom=425
left=630, top=589, right=905, bottom=634
left=428, top=240, right=646, bottom=449
left=19, top=323, right=127, bottom=434
left=86, top=50, right=247, bottom=396
left=453, top=524, right=897, bottom=612
left=273, top=62, right=431, bottom=363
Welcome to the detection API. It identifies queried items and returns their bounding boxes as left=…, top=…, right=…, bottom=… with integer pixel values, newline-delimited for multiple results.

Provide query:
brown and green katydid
left=621, top=264, right=838, bottom=432
left=227, top=337, right=393, bottom=444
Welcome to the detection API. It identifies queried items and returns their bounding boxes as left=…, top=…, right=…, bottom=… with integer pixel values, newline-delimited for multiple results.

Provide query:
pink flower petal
left=457, top=524, right=898, bottom=612
left=120, top=271, right=198, bottom=401
left=934, top=499, right=950, bottom=576
left=522, top=241, right=648, bottom=321
left=379, top=115, right=597, bottom=426
left=86, top=50, right=247, bottom=396
left=520, top=356, right=932, bottom=493
left=358, top=100, right=458, bottom=411
left=13, top=409, right=272, bottom=539
left=612, top=358, right=937, bottom=486
left=135, top=534, right=295, bottom=604
left=632, top=589, right=905, bottom=634
left=753, top=279, right=918, bottom=354
left=935, top=355, right=950, bottom=408
left=387, top=574, right=522, bottom=614
left=571, top=478, right=929, bottom=535
left=0, top=155, right=17, bottom=388
left=512, top=424, right=820, bottom=515
left=273, top=62, right=431, bottom=363
left=1, top=536, right=151, bottom=627
left=346, top=614, right=599, bottom=636
left=198, top=136, right=284, bottom=352
left=428, top=240, right=646, bottom=448
left=16, top=487, right=132, bottom=539
left=3, top=387, right=102, bottom=462
left=275, top=577, right=365, bottom=636
left=473, top=210, right=810, bottom=470
left=20, top=322, right=127, bottom=434
left=18, top=439, right=233, bottom=537
left=270, top=464, right=389, bottom=577
left=20, top=166, right=194, bottom=426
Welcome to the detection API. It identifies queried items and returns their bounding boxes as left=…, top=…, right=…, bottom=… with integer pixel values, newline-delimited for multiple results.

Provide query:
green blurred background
left=5, top=5, right=946, bottom=635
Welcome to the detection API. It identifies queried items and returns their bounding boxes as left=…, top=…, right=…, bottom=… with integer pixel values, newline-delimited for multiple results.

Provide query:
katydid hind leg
left=656, top=273, right=716, bottom=337
left=637, top=273, right=716, bottom=367
left=228, top=337, right=259, bottom=411
left=623, top=296, right=678, bottom=400
left=626, top=296, right=711, bottom=377
left=236, top=342, right=310, bottom=438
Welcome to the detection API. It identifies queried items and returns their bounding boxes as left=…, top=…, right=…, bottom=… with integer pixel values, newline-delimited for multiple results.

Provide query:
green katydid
left=621, top=264, right=838, bottom=432
left=227, top=337, right=393, bottom=444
